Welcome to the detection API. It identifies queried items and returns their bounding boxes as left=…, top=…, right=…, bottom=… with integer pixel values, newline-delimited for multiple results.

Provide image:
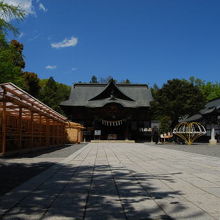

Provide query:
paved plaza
left=1, top=143, right=220, bottom=220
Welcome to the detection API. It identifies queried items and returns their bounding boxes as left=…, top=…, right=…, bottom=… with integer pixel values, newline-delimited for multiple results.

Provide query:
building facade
left=60, top=80, right=153, bottom=141
left=183, top=98, right=220, bottom=143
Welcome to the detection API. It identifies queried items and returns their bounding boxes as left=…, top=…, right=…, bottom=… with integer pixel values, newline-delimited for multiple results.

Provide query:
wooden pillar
left=60, top=123, right=63, bottom=144
left=55, top=122, right=58, bottom=145
left=62, top=124, right=65, bottom=144
left=51, top=120, right=54, bottom=146
left=54, top=121, right=57, bottom=145
left=46, top=118, right=50, bottom=146
left=58, top=123, right=61, bottom=144
left=31, top=110, right=34, bottom=148
left=18, top=106, right=22, bottom=149
left=1, top=88, right=7, bottom=154
left=39, top=115, right=42, bottom=147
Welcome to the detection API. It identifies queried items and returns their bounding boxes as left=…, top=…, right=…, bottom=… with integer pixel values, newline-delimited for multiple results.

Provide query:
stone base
left=209, top=139, right=217, bottom=145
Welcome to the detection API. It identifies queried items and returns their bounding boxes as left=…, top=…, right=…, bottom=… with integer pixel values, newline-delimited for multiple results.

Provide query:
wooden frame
left=0, top=82, right=69, bottom=155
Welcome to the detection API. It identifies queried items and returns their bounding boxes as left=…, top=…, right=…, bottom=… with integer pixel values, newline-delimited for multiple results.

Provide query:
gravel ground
left=146, top=142, right=220, bottom=157
left=0, top=143, right=87, bottom=196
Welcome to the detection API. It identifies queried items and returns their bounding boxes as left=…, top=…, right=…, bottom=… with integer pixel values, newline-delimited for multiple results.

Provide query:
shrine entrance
left=100, top=120, right=127, bottom=140
left=93, top=103, right=129, bottom=140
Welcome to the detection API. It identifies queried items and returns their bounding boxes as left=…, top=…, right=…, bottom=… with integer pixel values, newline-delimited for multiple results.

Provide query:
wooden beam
left=3, top=86, right=66, bottom=122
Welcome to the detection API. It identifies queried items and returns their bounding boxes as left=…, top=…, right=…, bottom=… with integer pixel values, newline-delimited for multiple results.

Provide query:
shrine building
left=60, top=79, right=153, bottom=141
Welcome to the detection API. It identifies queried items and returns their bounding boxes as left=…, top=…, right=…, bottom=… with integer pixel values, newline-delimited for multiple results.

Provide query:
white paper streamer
left=101, top=119, right=125, bottom=126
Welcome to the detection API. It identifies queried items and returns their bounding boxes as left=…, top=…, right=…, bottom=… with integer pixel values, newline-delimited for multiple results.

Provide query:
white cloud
left=28, top=33, right=40, bottom=41
left=51, top=36, right=78, bottom=49
left=2, top=0, right=35, bottom=20
left=39, top=3, right=47, bottom=12
left=46, top=65, right=57, bottom=70
left=71, top=67, right=77, bottom=71
left=18, top=32, right=24, bottom=38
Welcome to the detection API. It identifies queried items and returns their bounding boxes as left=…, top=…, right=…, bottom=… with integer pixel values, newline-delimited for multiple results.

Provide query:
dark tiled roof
left=182, top=114, right=202, bottom=122
left=182, top=98, right=220, bottom=122
left=60, top=82, right=153, bottom=108
left=204, top=98, right=220, bottom=109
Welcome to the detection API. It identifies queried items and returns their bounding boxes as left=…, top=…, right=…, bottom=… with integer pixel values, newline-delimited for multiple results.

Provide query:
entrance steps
left=91, top=140, right=135, bottom=143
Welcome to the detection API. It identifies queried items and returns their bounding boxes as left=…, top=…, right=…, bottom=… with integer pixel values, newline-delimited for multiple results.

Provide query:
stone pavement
left=146, top=142, right=220, bottom=158
left=1, top=143, right=220, bottom=219
left=0, top=144, right=87, bottom=195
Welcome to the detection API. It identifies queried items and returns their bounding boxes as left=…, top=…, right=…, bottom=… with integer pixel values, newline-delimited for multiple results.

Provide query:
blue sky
left=5, top=0, right=220, bottom=86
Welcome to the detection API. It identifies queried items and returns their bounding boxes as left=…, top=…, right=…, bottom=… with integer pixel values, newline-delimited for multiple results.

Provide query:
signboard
left=94, top=130, right=101, bottom=136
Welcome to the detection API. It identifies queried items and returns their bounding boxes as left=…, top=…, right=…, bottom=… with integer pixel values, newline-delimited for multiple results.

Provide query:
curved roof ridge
left=89, top=79, right=134, bottom=101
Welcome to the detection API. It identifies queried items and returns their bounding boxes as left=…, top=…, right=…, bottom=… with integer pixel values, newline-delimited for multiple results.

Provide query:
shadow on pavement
left=0, top=162, right=207, bottom=220
left=2, top=144, right=73, bottom=159
left=0, top=161, right=54, bottom=195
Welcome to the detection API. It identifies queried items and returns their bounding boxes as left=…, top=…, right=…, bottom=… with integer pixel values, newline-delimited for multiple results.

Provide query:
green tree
left=200, top=82, right=220, bottom=101
left=10, top=39, right=25, bottom=68
left=121, top=79, right=131, bottom=84
left=39, top=77, right=59, bottom=110
left=39, top=77, right=71, bottom=114
left=188, top=76, right=220, bottom=101
left=151, top=79, right=206, bottom=128
left=0, top=34, right=25, bottom=87
left=151, top=83, right=159, bottom=97
left=159, top=115, right=172, bottom=133
left=23, top=72, right=41, bottom=97
left=0, top=1, right=25, bottom=35
left=189, top=76, right=205, bottom=87
left=90, top=75, right=98, bottom=83
left=56, top=81, right=71, bottom=106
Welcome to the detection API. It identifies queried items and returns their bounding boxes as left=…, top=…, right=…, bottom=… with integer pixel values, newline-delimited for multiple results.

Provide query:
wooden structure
left=66, top=122, right=84, bottom=143
left=0, top=82, right=69, bottom=155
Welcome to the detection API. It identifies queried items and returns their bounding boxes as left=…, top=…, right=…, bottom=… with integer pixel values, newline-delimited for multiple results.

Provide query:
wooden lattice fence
left=0, top=83, right=83, bottom=155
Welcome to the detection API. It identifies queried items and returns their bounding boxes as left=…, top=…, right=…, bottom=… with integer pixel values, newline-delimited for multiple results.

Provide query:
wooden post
left=18, top=106, right=22, bottom=149
left=46, top=118, right=49, bottom=147
left=59, top=123, right=63, bottom=144
left=31, top=110, right=34, bottom=148
left=51, top=120, right=54, bottom=146
left=62, top=124, right=64, bottom=144
left=2, top=88, right=7, bottom=154
left=54, top=122, right=59, bottom=145
left=39, top=115, right=42, bottom=147
left=58, top=123, right=60, bottom=144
